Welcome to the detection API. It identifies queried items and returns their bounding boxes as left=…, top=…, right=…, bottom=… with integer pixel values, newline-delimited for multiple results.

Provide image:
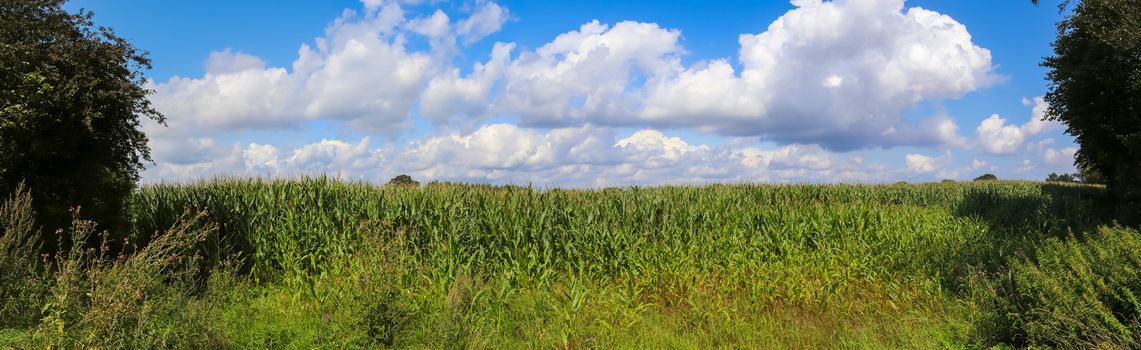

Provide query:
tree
left=388, top=175, right=419, bottom=187
left=1042, top=0, right=1141, bottom=224
left=1046, top=172, right=1078, bottom=182
left=974, top=174, right=998, bottom=181
left=1077, top=165, right=1106, bottom=184
left=1, top=0, right=163, bottom=233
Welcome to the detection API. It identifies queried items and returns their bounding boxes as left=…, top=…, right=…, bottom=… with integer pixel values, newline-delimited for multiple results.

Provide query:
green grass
left=2, top=178, right=1137, bottom=348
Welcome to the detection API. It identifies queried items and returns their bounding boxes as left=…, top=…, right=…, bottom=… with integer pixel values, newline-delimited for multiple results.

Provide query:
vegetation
left=1045, top=172, right=1078, bottom=182
left=973, top=173, right=998, bottom=181
left=0, top=0, right=162, bottom=234
left=1042, top=0, right=1141, bottom=225
left=1, top=2, right=1137, bottom=348
left=387, top=174, right=419, bottom=187
left=2, top=178, right=1136, bottom=348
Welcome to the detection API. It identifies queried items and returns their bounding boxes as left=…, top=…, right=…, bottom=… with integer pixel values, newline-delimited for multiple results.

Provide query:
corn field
left=6, top=178, right=1136, bottom=348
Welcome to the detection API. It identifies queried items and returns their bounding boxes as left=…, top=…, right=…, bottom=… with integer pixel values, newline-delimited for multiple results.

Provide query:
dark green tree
left=1077, top=165, right=1106, bottom=184
left=1042, top=0, right=1141, bottom=224
left=387, top=174, right=419, bottom=187
left=1046, top=172, right=1078, bottom=182
left=1, top=0, right=163, bottom=233
left=974, top=173, right=999, bottom=181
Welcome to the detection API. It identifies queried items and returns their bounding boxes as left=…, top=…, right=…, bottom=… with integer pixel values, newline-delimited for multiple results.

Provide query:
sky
left=66, top=0, right=1079, bottom=187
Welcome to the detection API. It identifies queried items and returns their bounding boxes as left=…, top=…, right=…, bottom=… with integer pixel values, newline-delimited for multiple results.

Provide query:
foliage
left=973, top=173, right=998, bottom=181
left=33, top=210, right=214, bottom=348
left=0, top=186, right=219, bottom=348
left=0, top=0, right=163, bottom=235
left=1045, top=172, right=1078, bottom=182
left=1042, top=0, right=1141, bottom=225
left=1077, top=164, right=1106, bottom=184
left=973, top=226, right=1141, bottom=348
left=388, top=174, right=419, bottom=187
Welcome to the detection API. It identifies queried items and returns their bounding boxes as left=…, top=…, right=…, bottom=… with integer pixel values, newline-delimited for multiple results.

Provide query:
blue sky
left=67, top=0, right=1078, bottom=186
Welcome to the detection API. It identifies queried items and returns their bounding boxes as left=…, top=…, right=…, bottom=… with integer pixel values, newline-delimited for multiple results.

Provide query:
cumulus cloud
left=148, top=0, right=517, bottom=139
left=905, top=153, right=942, bottom=173
left=1043, top=146, right=1077, bottom=167
left=472, top=0, right=994, bottom=150
left=642, top=0, right=995, bottom=149
left=419, top=42, right=514, bottom=124
left=495, top=20, right=683, bottom=127
left=975, top=96, right=1063, bottom=154
left=976, top=114, right=1026, bottom=154
left=1021, top=96, right=1060, bottom=136
left=149, top=5, right=434, bottom=134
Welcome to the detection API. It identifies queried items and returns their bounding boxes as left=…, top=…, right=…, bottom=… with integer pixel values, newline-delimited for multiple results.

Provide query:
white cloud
left=905, top=153, right=942, bottom=173
left=976, top=114, right=1025, bottom=154
left=1021, top=96, right=1060, bottom=136
left=496, top=20, right=683, bottom=127
left=137, top=1, right=1079, bottom=186
left=205, top=49, right=267, bottom=75
left=408, top=9, right=455, bottom=55
left=1043, top=146, right=1077, bottom=167
left=149, top=0, right=516, bottom=139
left=419, top=42, right=514, bottom=124
left=975, top=96, right=1063, bottom=154
left=1017, top=159, right=1034, bottom=173
left=149, top=4, right=435, bottom=135
left=486, top=0, right=993, bottom=151
left=144, top=126, right=894, bottom=186
left=616, top=130, right=709, bottom=168
left=937, top=157, right=992, bottom=180
left=149, top=0, right=997, bottom=174
left=456, top=2, right=509, bottom=44
left=244, top=143, right=281, bottom=173
left=638, top=0, right=995, bottom=149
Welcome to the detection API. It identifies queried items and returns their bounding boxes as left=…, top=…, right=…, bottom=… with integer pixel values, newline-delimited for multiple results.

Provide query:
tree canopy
left=974, top=174, right=999, bottom=181
left=388, top=175, right=419, bottom=187
left=0, top=0, right=163, bottom=233
left=1042, top=0, right=1141, bottom=224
